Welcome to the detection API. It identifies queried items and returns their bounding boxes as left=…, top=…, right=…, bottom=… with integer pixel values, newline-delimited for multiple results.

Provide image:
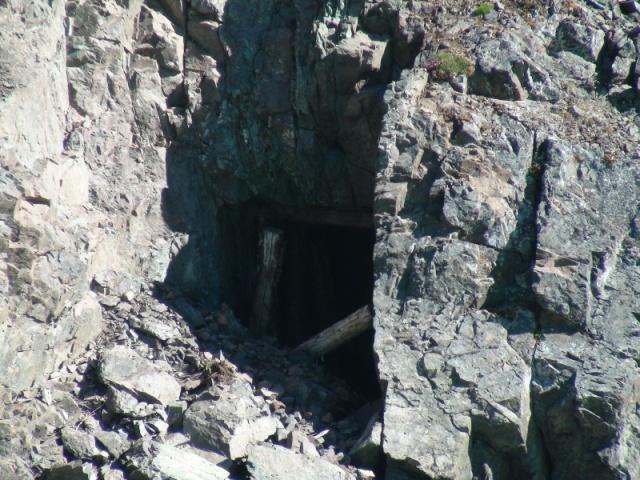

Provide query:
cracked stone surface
left=2, top=0, right=640, bottom=478
left=373, top=1, right=640, bottom=477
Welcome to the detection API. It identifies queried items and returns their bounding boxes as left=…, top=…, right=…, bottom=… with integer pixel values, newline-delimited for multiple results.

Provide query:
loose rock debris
left=0, top=287, right=381, bottom=479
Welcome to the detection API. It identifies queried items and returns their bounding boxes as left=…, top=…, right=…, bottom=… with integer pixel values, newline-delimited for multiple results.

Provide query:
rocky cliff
left=1, top=0, right=640, bottom=478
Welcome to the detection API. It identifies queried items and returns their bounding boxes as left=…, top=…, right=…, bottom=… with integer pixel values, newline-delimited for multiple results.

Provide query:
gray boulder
left=554, top=19, right=605, bottom=63
left=94, top=429, right=130, bottom=459
left=99, top=346, right=181, bottom=406
left=246, top=443, right=355, bottom=480
left=184, top=379, right=278, bottom=459
left=60, top=427, right=100, bottom=461
left=124, top=439, right=229, bottom=480
left=469, top=30, right=560, bottom=102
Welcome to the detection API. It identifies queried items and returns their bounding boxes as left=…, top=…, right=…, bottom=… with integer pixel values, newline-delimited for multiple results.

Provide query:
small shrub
left=472, top=2, right=495, bottom=16
left=433, top=52, right=472, bottom=80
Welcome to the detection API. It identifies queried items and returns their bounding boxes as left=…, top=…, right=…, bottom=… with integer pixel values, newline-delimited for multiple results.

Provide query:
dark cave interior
left=214, top=202, right=381, bottom=401
left=275, top=221, right=380, bottom=400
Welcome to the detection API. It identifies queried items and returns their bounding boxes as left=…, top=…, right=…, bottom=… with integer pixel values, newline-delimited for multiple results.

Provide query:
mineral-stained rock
left=124, top=439, right=229, bottom=480
left=99, top=346, right=181, bottom=406
left=246, top=443, right=355, bottom=480
left=184, top=379, right=278, bottom=459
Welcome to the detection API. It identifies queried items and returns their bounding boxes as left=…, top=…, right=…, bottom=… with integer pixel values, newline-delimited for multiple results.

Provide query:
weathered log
left=250, top=228, right=285, bottom=336
left=295, top=306, right=372, bottom=357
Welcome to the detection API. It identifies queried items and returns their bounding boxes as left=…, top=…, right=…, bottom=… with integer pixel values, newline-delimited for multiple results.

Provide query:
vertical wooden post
left=250, top=227, right=285, bottom=336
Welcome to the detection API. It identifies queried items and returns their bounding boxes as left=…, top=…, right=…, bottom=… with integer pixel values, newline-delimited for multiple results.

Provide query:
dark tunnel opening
left=275, top=221, right=380, bottom=401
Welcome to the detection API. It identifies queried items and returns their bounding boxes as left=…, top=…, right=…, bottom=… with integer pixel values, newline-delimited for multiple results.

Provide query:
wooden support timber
left=287, top=209, right=374, bottom=229
left=250, top=228, right=285, bottom=336
left=295, top=305, right=372, bottom=357
left=259, top=206, right=374, bottom=229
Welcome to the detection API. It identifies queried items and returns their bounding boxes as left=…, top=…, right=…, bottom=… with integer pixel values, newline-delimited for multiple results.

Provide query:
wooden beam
left=287, top=209, right=374, bottom=229
left=295, top=306, right=372, bottom=357
left=250, top=228, right=285, bottom=336
left=259, top=206, right=374, bottom=229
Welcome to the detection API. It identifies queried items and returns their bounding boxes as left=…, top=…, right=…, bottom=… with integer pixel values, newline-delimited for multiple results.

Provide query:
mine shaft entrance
left=272, top=216, right=380, bottom=400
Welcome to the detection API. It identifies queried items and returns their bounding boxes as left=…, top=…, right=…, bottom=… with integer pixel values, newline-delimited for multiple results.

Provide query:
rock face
left=2, top=0, right=640, bottom=479
left=1, top=0, right=173, bottom=393
left=372, top=3, right=640, bottom=479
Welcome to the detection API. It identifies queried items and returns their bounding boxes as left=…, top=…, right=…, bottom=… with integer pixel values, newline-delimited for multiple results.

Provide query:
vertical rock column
left=0, top=0, right=103, bottom=391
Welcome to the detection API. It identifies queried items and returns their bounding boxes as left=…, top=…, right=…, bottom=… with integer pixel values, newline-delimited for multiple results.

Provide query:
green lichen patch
left=472, top=2, right=495, bottom=16
left=433, top=52, right=473, bottom=79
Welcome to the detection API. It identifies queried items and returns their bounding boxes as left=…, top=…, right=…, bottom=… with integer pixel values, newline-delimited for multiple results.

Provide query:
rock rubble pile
left=1, top=287, right=380, bottom=479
